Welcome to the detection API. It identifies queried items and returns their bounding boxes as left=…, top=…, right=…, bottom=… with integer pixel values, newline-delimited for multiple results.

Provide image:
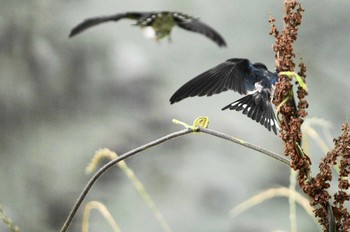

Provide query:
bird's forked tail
left=222, top=90, right=279, bottom=134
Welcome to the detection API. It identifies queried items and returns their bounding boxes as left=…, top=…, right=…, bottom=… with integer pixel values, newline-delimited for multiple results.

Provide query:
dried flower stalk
left=270, top=1, right=350, bottom=231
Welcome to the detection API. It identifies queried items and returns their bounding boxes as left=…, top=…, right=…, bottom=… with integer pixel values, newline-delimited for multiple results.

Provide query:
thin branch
left=198, top=127, right=290, bottom=166
left=60, top=126, right=290, bottom=232
left=60, top=128, right=192, bottom=232
left=88, top=149, right=172, bottom=232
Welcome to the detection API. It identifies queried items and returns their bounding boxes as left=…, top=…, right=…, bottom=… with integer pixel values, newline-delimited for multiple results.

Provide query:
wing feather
left=173, top=13, right=227, bottom=47
left=170, top=59, right=258, bottom=104
left=221, top=89, right=279, bottom=134
left=69, top=12, right=144, bottom=37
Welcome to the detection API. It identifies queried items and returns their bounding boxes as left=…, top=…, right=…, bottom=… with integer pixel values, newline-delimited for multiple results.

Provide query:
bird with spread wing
left=170, top=58, right=280, bottom=134
left=69, top=11, right=227, bottom=47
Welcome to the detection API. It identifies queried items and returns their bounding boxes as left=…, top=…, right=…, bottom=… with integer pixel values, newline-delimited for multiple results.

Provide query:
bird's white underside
left=141, top=26, right=156, bottom=39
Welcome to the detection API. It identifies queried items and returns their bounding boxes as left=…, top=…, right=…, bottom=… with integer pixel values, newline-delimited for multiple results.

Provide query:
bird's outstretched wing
left=170, top=59, right=261, bottom=104
left=173, top=13, right=227, bottom=47
left=222, top=89, right=279, bottom=134
left=69, top=12, right=144, bottom=37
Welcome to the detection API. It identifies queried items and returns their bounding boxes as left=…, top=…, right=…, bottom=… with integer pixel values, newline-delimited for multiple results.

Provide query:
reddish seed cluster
left=270, top=1, right=350, bottom=231
left=269, top=0, right=326, bottom=231
left=269, top=0, right=310, bottom=173
left=269, top=1, right=350, bottom=231
left=270, top=1, right=304, bottom=72
left=297, top=62, right=309, bottom=118
left=309, top=123, right=350, bottom=231
left=328, top=123, right=350, bottom=231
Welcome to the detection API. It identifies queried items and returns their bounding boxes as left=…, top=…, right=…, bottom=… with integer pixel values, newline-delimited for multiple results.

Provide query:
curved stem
left=60, top=128, right=192, bottom=232
left=60, top=127, right=290, bottom=232
left=198, top=127, right=290, bottom=166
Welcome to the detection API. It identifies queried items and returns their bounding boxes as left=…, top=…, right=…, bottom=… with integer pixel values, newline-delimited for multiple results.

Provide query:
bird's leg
left=278, top=71, right=307, bottom=91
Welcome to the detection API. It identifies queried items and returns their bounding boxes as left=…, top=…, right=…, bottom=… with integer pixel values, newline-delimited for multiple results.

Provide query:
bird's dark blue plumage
left=169, top=58, right=280, bottom=134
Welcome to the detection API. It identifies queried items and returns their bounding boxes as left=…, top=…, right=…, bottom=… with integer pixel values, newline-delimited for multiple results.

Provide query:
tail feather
left=222, top=91, right=279, bottom=134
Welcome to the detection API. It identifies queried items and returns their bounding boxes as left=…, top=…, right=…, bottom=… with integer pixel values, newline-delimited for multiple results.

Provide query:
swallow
left=170, top=58, right=280, bottom=134
left=69, top=11, right=227, bottom=47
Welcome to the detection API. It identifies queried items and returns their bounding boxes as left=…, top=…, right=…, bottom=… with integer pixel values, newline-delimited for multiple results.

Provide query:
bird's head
left=252, top=62, right=268, bottom=70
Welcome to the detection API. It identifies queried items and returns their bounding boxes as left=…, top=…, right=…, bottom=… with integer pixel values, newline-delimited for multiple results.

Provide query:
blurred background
left=0, top=0, right=349, bottom=231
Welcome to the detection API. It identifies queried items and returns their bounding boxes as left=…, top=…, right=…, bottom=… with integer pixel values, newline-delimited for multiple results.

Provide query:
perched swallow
left=69, top=11, right=227, bottom=47
left=170, top=58, right=280, bottom=134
